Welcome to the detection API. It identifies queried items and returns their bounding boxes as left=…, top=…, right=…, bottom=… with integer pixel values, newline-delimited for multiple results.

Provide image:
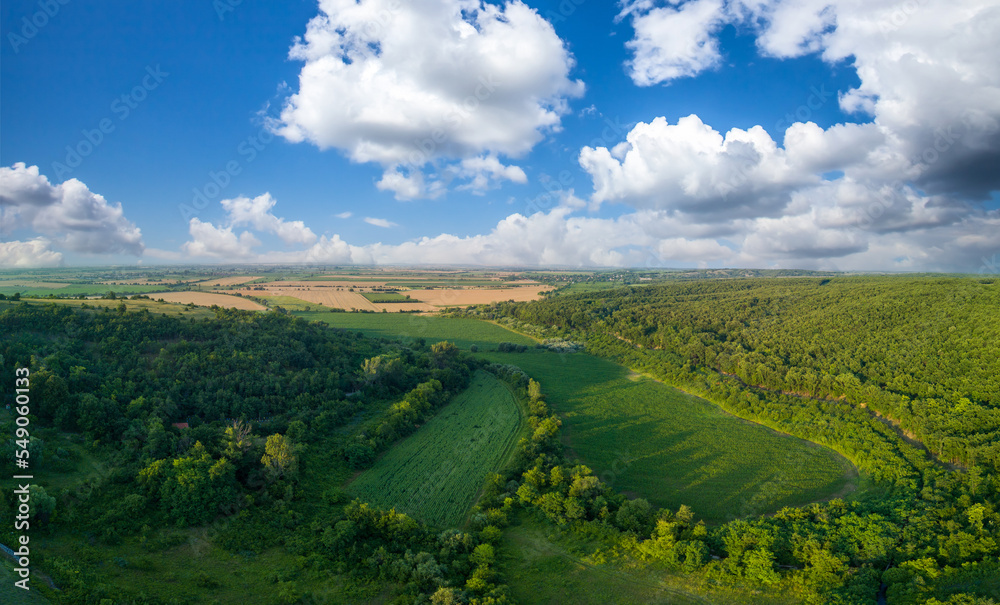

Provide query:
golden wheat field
left=155, top=292, right=267, bottom=310
left=405, top=286, right=553, bottom=306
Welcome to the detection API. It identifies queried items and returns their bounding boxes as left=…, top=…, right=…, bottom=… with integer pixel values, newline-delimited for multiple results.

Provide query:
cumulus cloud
left=576, top=0, right=999, bottom=271
left=616, top=0, right=1000, bottom=199
left=180, top=193, right=319, bottom=260
left=580, top=115, right=819, bottom=217
left=0, top=163, right=144, bottom=256
left=171, top=191, right=998, bottom=272
left=0, top=238, right=64, bottom=268
left=181, top=219, right=261, bottom=259
left=620, top=0, right=727, bottom=85
left=221, top=193, right=317, bottom=246
left=274, top=0, right=584, bottom=199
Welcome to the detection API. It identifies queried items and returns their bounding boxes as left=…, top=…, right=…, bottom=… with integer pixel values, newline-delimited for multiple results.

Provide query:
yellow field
left=154, top=292, right=267, bottom=310
left=406, top=286, right=553, bottom=307
left=255, top=287, right=378, bottom=311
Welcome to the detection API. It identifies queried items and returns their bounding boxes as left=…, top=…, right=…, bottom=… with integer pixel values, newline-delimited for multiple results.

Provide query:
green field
left=298, top=311, right=537, bottom=350
left=360, top=291, right=412, bottom=303
left=347, top=370, right=524, bottom=527
left=302, top=312, right=857, bottom=523
left=481, top=349, right=856, bottom=523
left=501, top=516, right=798, bottom=605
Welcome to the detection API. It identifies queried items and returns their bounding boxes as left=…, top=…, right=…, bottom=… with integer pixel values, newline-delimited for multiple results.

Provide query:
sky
left=1, top=0, right=998, bottom=271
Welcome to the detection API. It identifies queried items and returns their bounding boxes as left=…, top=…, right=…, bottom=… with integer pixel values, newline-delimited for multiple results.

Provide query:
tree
left=261, top=433, right=297, bottom=481
left=28, top=484, right=56, bottom=522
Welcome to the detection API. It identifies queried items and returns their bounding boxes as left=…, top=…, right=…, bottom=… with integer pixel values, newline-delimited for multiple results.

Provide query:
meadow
left=306, top=311, right=857, bottom=524
left=347, top=370, right=524, bottom=527
left=481, top=349, right=855, bottom=523
left=500, top=516, right=800, bottom=605
left=298, top=310, right=537, bottom=350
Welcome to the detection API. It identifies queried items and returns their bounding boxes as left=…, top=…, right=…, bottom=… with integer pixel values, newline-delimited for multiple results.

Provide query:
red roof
left=171, top=422, right=190, bottom=429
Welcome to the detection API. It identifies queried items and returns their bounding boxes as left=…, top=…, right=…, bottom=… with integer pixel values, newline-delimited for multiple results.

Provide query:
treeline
left=460, top=276, right=1000, bottom=603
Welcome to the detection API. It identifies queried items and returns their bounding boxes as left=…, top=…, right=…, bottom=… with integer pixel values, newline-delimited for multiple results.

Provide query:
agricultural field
left=306, top=311, right=857, bottom=523
left=477, top=349, right=857, bottom=524
left=195, top=275, right=261, bottom=287
left=298, top=310, right=537, bottom=350
left=347, top=370, right=524, bottom=527
left=153, top=291, right=267, bottom=310
left=239, top=286, right=378, bottom=311
left=404, top=286, right=553, bottom=307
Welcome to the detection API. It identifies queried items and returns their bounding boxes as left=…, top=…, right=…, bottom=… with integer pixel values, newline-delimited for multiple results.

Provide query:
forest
left=0, top=302, right=515, bottom=602
left=459, top=276, right=1000, bottom=604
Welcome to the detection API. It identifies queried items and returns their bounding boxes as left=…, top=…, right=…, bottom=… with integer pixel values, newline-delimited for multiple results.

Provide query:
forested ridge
left=458, top=276, right=1000, bottom=604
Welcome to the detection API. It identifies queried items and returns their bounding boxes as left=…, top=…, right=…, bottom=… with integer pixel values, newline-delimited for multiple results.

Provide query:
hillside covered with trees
left=460, top=276, right=1000, bottom=603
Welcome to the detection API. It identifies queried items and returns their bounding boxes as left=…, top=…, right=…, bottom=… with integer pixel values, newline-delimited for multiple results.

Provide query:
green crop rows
left=297, top=311, right=536, bottom=350
left=348, top=370, right=523, bottom=527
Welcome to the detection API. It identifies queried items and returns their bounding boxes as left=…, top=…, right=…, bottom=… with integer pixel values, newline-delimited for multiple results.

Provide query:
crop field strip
left=347, top=370, right=523, bottom=528
left=299, top=311, right=537, bottom=350
left=154, top=291, right=268, bottom=310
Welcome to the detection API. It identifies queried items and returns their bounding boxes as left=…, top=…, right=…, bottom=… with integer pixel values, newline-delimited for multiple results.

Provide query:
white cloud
left=181, top=219, right=261, bottom=259
left=615, top=0, right=1000, bottom=199
left=221, top=193, right=317, bottom=246
left=0, top=238, right=64, bottom=268
left=580, top=115, right=812, bottom=216
left=169, top=191, right=998, bottom=272
left=620, top=0, right=727, bottom=85
left=0, top=163, right=144, bottom=256
left=274, top=0, right=584, bottom=198
left=364, top=217, right=398, bottom=228
left=335, top=211, right=353, bottom=219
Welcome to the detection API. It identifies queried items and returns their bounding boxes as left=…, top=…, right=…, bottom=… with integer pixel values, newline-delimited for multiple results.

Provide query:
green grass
left=0, top=558, right=52, bottom=604
left=0, top=284, right=171, bottom=297
left=0, top=298, right=218, bottom=319
left=501, top=515, right=799, bottom=605
left=480, top=350, right=857, bottom=524
left=298, top=314, right=856, bottom=523
left=296, top=311, right=536, bottom=350
left=361, top=292, right=413, bottom=303
left=348, top=370, right=523, bottom=527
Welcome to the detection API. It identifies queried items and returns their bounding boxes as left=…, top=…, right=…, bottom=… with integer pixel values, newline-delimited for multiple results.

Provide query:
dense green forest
left=459, top=276, right=1000, bottom=604
left=0, top=303, right=517, bottom=603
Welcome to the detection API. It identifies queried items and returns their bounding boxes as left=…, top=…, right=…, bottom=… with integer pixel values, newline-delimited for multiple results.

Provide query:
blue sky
left=2, top=0, right=998, bottom=271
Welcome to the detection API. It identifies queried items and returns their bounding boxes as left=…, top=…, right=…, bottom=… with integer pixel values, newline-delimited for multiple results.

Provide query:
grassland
left=501, top=516, right=800, bottom=605
left=481, top=349, right=856, bottom=523
left=298, top=311, right=537, bottom=350
left=301, top=312, right=857, bottom=523
left=347, top=370, right=523, bottom=527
